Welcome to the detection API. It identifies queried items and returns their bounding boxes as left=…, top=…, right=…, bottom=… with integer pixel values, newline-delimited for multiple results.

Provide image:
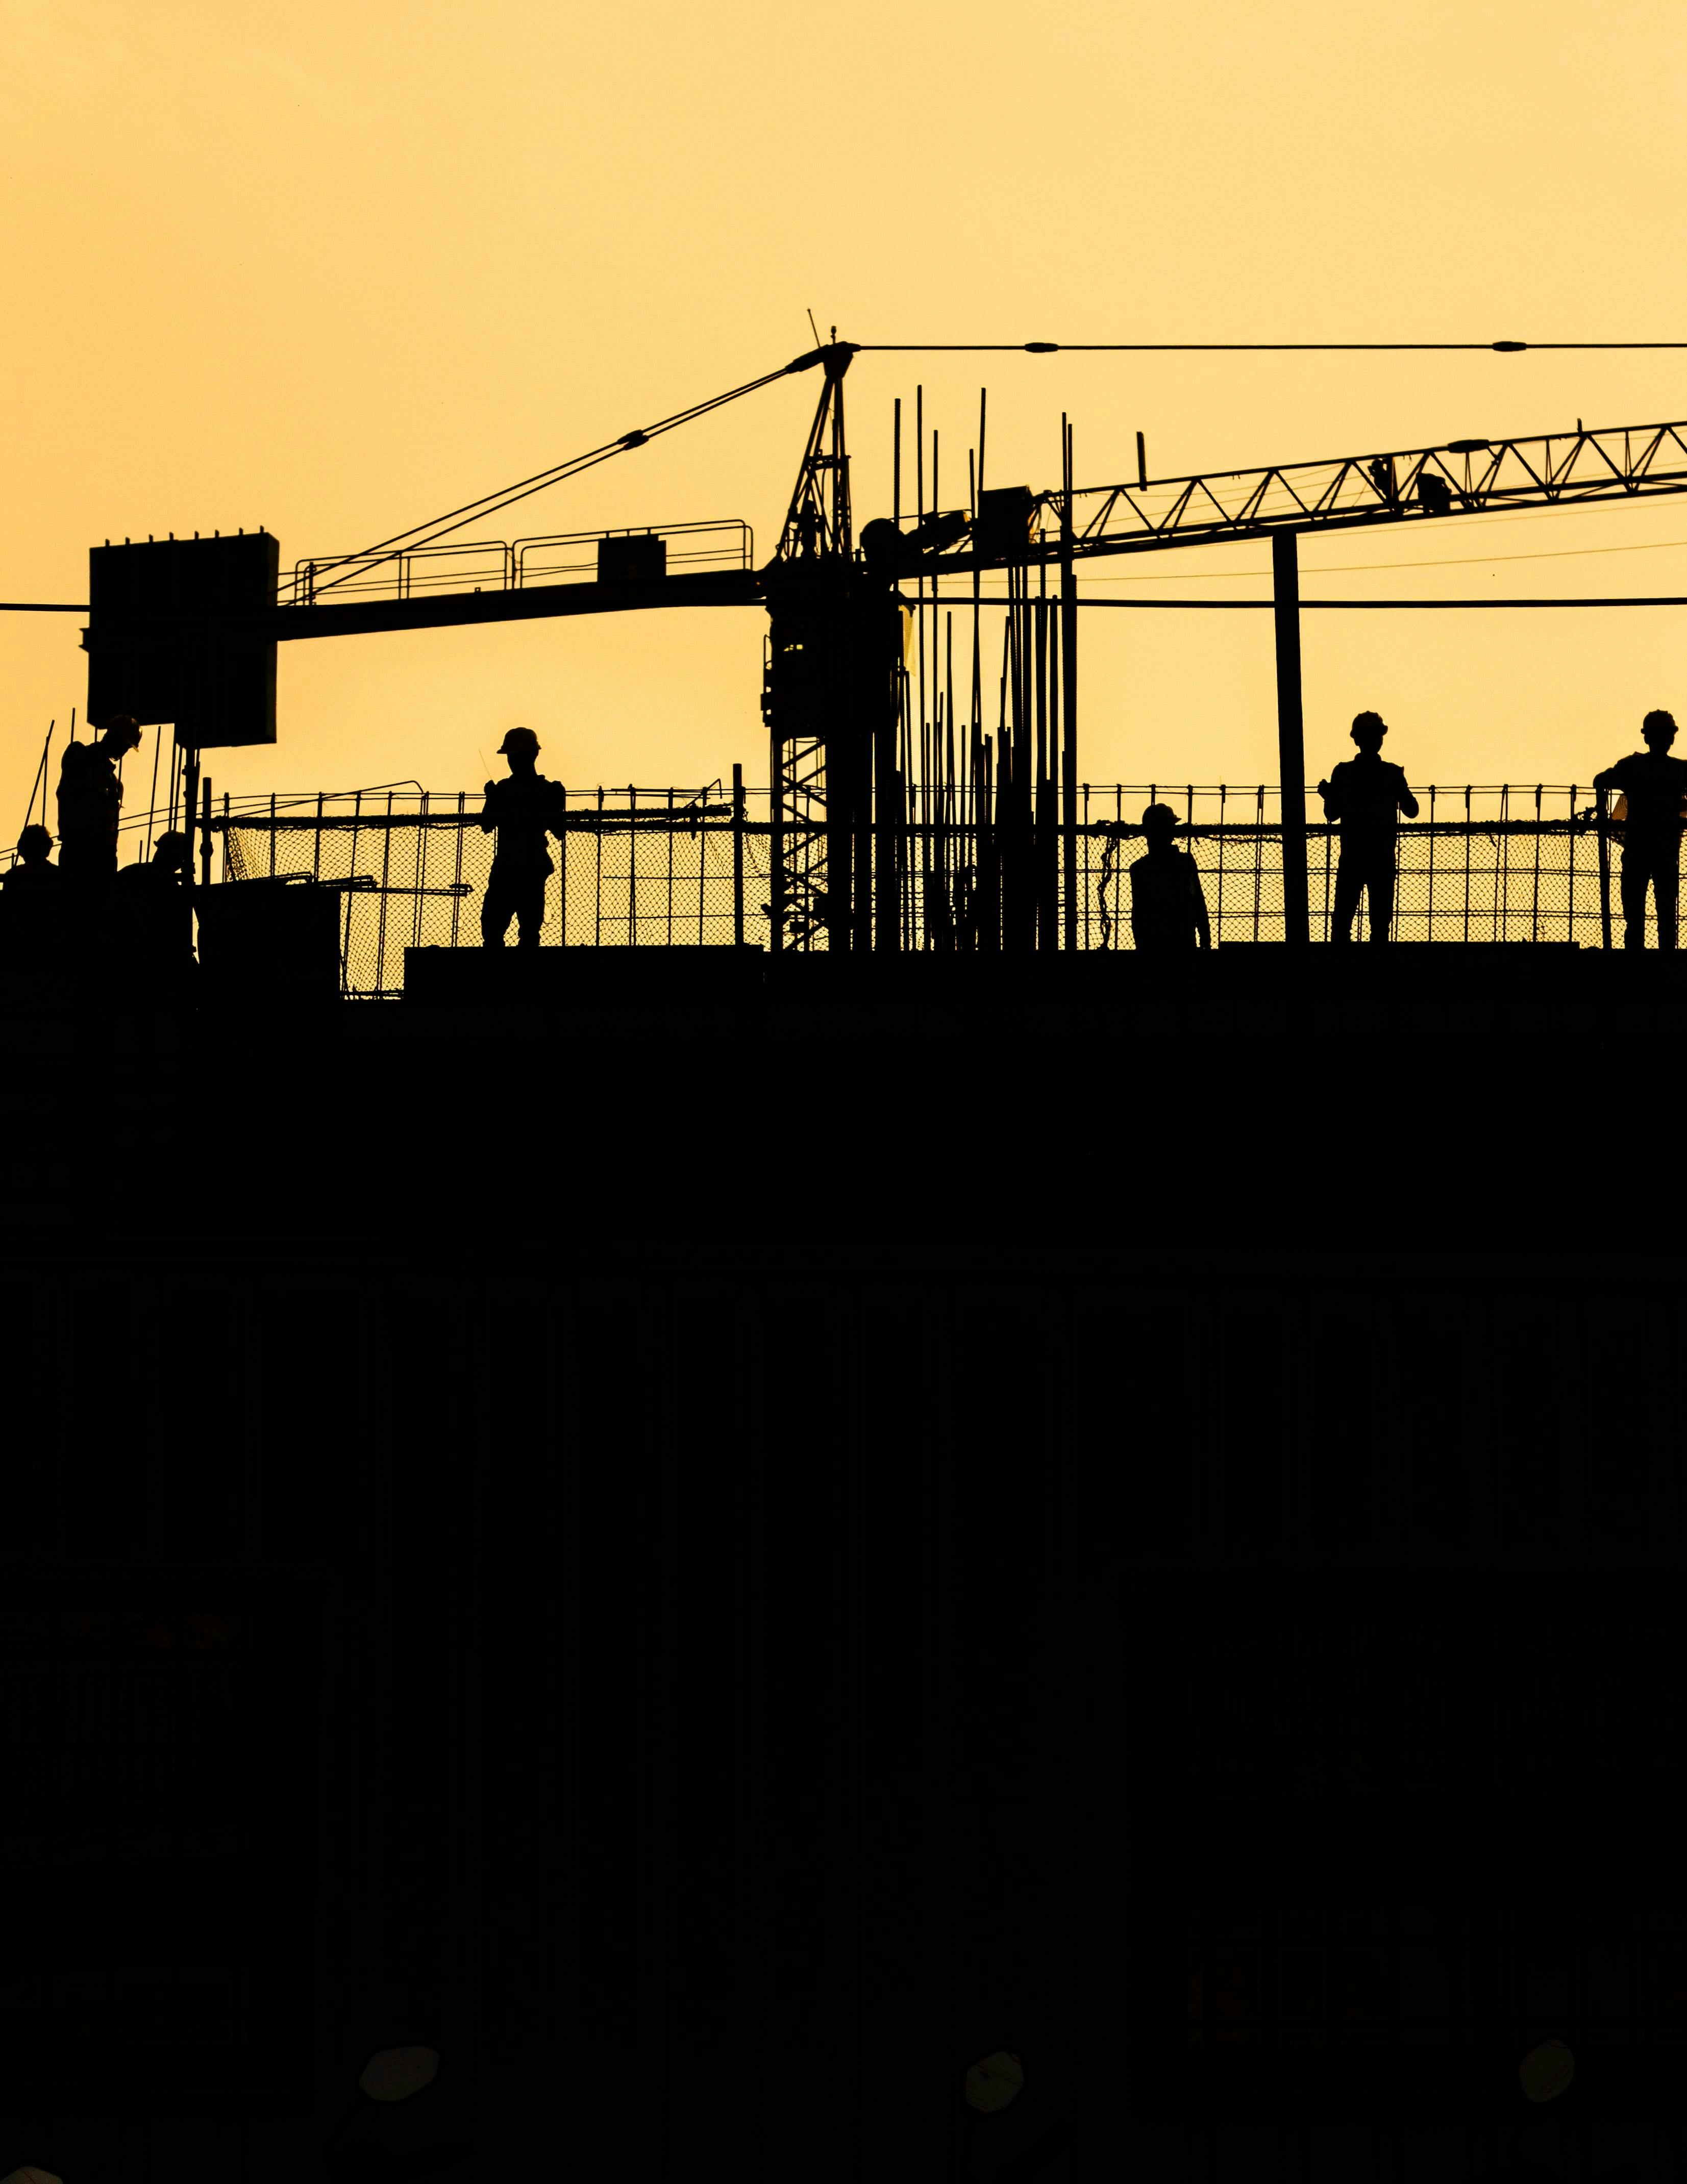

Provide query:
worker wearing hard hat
left=1594, top=710, right=1687, bottom=950
left=113, top=832, right=193, bottom=991
left=1318, top=711, right=1419, bottom=944
left=1128, top=803, right=1211, bottom=952
left=57, top=715, right=143, bottom=888
left=1, top=824, right=66, bottom=967
left=479, top=727, right=568, bottom=948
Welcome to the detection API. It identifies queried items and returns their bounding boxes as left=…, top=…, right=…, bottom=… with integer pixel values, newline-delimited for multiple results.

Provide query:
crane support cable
left=857, top=340, right=1687, bottom=353
left=302, top=348, right=836, bottom=601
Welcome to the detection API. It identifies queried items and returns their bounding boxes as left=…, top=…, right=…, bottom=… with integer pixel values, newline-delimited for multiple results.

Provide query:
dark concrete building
left=2, top=944, right=1683, bottom=2184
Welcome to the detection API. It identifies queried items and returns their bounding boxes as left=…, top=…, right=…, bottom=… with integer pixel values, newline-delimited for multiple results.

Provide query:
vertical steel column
left=768, top=637, right=784, bottom=953
left=179, top=739, right=199, bottom=910
left=1060, top=420, right=1079, bottom=950
left=875, top=613, right=899, bottom=955
left=1272, top=532, right=1309, bottom=946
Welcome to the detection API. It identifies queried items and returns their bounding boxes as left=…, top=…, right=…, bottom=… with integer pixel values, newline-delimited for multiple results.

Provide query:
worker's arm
left=1593, top=764, right=1619, bottom=794
left=1397, top=773, right=1420, bottom=821
left=479, top=782, right=498, bottom=834
left=1317, top=775, right=1340, bottom=819
left=1190, top=864, right=1211, bottom=950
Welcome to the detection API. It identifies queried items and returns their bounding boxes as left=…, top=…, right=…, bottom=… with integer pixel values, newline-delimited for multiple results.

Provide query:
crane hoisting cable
left=302, top=346, right=852, bottom=602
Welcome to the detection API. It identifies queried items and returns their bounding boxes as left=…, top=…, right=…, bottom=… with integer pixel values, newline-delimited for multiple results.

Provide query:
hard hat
left=154, top=831, right=190, bottom=861
left=104, top=715, right=143, bottom=750
left=1141, top=802, right=1179, bottom=832
left=498, top=727, right=540, bottom=756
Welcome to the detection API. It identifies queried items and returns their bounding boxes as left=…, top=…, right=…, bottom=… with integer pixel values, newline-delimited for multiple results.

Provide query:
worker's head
left=1351, top=711, right=1388, bottom=753
left=1140, top=802, right=1179, bottom=845
left=16, top=824, right=51, bottom=865
left=1644, top=709, right=1678, bottom=752
left=498, top=726, right=540, bottom=766
left=100, top=715, right=143, bottom=757
left=153, top=831, right=191, bottom=872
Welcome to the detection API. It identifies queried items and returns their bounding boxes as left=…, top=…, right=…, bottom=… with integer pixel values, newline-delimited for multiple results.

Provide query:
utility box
left=85, top=531, right=279, bottom=747
left=196, top=878, right=341, bottom=999
left=597, top=532, right=666, bottom=585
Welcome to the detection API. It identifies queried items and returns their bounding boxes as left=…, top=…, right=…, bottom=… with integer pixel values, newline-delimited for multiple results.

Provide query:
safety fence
left=210, top=784, right=1657, bottom=998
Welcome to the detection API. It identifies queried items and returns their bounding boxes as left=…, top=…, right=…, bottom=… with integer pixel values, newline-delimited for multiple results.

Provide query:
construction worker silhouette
left=1128, top=804, right=1211, bottom=953
left=57, top=716, right=142, bottom=887
left=113, top=832, right=192, bottom=988
left=1318, top=712, right=1419, bottom=943
left=1594, top=709, right=1687, bottom=949
left=479, top=727, right=567, bottom=948
left=2, top=824, right=65, bottom=964
left=3, top=825, right=63, bottom=895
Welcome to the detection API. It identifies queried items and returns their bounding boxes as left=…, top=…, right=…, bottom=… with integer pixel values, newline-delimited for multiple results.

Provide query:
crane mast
left=762, top=342, right=905, bottom=953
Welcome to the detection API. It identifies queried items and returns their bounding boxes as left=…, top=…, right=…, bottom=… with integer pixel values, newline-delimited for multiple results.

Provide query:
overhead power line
left=1068, top=596, right=1687, bottom=609
left=859, top=341, right=1687, bottom=353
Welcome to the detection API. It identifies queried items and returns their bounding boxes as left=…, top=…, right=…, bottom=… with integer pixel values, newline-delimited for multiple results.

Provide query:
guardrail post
left=732, top=763, right=745, bottom=946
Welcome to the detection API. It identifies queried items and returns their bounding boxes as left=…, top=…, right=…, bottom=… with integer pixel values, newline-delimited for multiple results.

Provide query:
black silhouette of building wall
left=2, top=947, right=1684, bottom=2184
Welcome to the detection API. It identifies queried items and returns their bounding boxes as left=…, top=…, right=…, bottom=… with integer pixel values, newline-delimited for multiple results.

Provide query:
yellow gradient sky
left=4, top=0, right=1686, bottom=832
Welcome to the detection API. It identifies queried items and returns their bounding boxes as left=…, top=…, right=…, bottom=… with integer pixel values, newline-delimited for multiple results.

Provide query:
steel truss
left=896, top=417, right=1687, bottom=575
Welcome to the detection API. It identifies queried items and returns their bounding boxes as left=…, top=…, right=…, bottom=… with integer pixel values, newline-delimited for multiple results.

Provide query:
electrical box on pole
left=84, top=532, right=280, bottom=747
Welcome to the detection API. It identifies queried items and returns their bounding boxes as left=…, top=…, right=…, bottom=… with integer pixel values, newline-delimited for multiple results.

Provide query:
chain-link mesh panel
left=221, top=791, right=777, bottom=994
left=217, top=786, right=1663, bottom=994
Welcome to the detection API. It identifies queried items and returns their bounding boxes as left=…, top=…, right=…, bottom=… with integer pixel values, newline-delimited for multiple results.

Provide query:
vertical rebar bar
left=1061, top=418, right=1079, bottom=950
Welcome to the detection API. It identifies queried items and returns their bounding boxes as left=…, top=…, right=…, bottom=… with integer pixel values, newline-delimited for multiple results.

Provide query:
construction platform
left=0, top=939, right=1677, bottom=1250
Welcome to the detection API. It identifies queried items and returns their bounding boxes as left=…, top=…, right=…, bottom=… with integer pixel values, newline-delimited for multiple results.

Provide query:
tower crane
left=76, top=339, right=1687, bottom=951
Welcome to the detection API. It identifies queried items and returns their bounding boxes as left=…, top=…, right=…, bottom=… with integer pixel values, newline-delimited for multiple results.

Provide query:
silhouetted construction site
left=6, top=339, right=1687, bottom=2184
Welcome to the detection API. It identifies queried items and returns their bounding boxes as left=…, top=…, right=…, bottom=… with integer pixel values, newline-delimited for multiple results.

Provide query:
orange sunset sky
left=3, top=0, right=1686, bottom=831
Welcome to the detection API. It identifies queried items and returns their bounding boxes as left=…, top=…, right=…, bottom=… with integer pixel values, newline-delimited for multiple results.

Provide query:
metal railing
left=284, top=520, right=754, bottom=607
left=210, top=784, right=1657, bottom=998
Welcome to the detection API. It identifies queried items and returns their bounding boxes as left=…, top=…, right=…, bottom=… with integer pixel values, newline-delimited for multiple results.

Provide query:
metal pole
left=769, top=688, right=784, bottom=954
left=1272, top=532, right=1309, bottom=945
left=875, top=607, right=898, bottom=955
left=1060, top=419, right=1079, bottom=950
left=179, top=737, right=199, bottom=892
left=1597, top=787, right=1612, bottom=949
left=200, top=777, right=212, bottom=890
left=732, top=763, right=745, bottom=946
